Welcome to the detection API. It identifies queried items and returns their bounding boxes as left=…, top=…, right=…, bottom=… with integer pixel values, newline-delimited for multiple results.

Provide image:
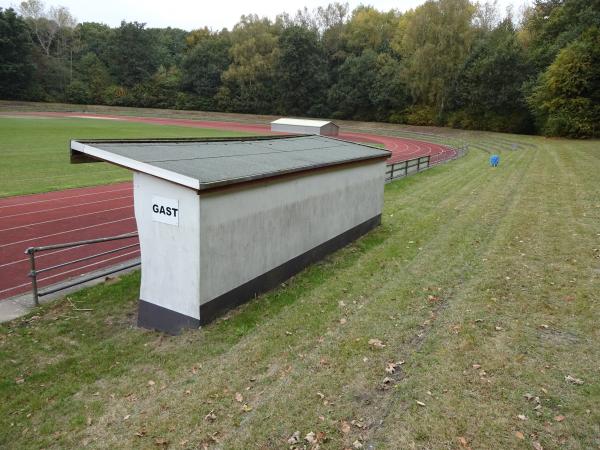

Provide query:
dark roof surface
left=71, top=135, right=390, bottom=190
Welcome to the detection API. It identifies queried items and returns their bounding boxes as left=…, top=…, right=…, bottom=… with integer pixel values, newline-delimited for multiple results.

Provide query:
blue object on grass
left=490, top=155, right=500, bottom=167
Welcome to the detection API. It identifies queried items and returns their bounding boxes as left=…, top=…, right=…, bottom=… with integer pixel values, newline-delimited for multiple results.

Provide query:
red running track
left=0, top=113, right=456, bottom=301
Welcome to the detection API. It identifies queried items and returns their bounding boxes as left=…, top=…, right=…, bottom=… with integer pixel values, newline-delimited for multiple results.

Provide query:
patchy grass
left=0, top=132, right=599, bottom=449
left=0, top=117, right=252, bottom=197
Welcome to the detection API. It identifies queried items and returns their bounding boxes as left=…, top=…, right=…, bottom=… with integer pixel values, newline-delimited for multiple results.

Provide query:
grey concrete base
left=0, top=259, right=140, bottom=324
left=137, top=300, right=200, bottom=334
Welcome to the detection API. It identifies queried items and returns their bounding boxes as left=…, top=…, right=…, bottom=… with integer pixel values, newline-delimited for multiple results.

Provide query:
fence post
left=26, top=248, right=39, bottom=306
left=427, top=155, right=431, bottom=167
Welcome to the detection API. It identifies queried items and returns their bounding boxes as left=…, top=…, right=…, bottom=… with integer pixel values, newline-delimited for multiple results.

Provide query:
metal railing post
left=26, top=248, right=39, bottom=306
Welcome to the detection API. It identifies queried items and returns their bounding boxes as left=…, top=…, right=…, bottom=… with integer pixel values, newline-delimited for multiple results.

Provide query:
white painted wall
left=271, top=123, right=339, bottom=136
left=134, top=172, right=201, bottom=319
left=197, top=160, right=385, bottom=304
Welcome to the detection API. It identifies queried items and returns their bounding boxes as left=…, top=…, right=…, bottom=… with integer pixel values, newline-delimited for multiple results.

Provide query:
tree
left=76, top=52, right=112, bottom=103
left=107, top=21, right=159, bottom=87
left=217, top=15, right=281, bottom=113
left=400, top=0, right=477, bottom=121
left=528, top=27, right=600, bottom=137
left=0, top=8, right=35, bottom=99
left=19, top=0, right=75, bottom=56
left=342, top=6, right=399, bottom=55
left=451, top=19, right=534, bottom=132
left=180, top=30, right=231, bottom=110
left=521, top=0, right=600, bottom=71
left=274, top=25, right=328, bottom=115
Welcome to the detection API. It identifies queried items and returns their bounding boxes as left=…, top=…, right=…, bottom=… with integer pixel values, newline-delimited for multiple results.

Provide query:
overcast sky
left=1, top=0, right=529, bottom=31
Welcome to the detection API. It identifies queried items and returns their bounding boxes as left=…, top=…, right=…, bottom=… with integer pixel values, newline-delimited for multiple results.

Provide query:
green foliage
left=3, top=0, right=598, bottom=137
left=274, top=25, right=328, bottom=115
left=522, top=0, right=600, bottom=70
left=75, top=52, right=111, bottom=103
left=328, top=50, right=409, bottom=121
left=180, top=30, right=231, bottom=110
left=400, top=0, right=477, bottom=117
left=342, top=6, right=399, bottom=55
left=107, top=21, right=159, bottom=87
left=216, top=15, right=281, bottom=113
left=65, top=79, right=90, bottom=103
left=528, top=27, right=600, bottom=137
left=0, top=8, right=35, bottom=98
left=451, top=19, right=534, bottom=133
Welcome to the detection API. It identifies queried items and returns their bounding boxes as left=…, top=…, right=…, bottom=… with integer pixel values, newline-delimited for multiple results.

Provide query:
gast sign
left=151, top=196, right=179, bottom=226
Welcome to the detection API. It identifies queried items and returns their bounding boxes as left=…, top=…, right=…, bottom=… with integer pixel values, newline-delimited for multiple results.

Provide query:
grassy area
left=1, top=132, right=599, bottom=449
left=0, top=117, right=252, bottom=197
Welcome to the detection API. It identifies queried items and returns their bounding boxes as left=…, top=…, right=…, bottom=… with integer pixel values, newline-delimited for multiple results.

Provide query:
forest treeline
left=1, top=0, right=599, bottom=137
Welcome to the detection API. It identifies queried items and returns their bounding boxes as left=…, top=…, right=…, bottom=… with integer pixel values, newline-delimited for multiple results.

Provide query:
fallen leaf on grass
left=532, top=441, right=543, bottom=450
left=287, top=431, right=300, bottom=444
left=241, top=403, right=252, bottom=412
left=457, top=436, right=471, bottom=449
left=565, top=375, right=584, bottom=385
left=147, top=380, right=155, bottom=387
left=517, top=414, right=527, bottom=421
left=15, top=378, right=25, bottom=384
left=368, top=338, right=385, bottom=349
left=155, top=437, right=168, bottom=447
left=353, top=440, right=363, bottom=449
left=554, top=415, right=565, bottom=422
left=86, top=417, right=92, bottom=426
left=416, top=400, right=426, bottom=407
left=515, top=431, right=524, bottom=440
left=350, top=419, right=365, bottom=429
left=385, top=362, right=398, bottom=374
left=204, top=410, right=217, bottom=421
left=123, top=415, right=130, bottom=421
left=340, top=318, right=347, bottom=325
left=235, top=392, right=243, bottom=403
left=341, top=421, right=351, bottom=434
left=305, top=431, right=317, bottom=444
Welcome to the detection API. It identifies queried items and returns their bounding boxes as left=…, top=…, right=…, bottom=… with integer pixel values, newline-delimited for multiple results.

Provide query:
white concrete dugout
left=70, top=135, right=390, bottom=334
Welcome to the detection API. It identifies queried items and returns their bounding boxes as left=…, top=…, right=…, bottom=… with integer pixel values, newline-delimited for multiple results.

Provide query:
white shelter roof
left=271, top=118, right=338, bottom=128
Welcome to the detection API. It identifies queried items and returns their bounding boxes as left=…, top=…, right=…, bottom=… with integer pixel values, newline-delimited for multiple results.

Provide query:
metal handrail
left=385, top=144, right=469, bottom=183
left=25, top=232, right=139, bottom=305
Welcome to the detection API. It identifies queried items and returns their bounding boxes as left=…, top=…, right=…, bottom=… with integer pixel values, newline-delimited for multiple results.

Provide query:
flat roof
left=71, top=135, right=389, bottom=191
left=271, top=118, right=337, bottom=128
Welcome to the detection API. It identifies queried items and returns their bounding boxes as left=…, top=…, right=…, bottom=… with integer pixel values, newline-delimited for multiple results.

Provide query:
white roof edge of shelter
left=271, top=118, right=337, bottom=127
left=70, top=140, right=201, bottom=190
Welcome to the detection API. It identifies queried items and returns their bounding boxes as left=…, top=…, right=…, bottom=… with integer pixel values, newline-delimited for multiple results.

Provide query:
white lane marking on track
left=0, top=186, right=132, bottom=209
left=0, top=217, right=135, bottom=249
left=0, top=205, right=132, bottom=233
left=0, top=195, right=133, bottom=220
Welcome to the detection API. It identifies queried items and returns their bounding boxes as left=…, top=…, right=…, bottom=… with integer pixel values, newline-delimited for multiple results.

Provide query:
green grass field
left=1, top=123, right=598, bottom=448
left=0, top=116, right=252, bottom=197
